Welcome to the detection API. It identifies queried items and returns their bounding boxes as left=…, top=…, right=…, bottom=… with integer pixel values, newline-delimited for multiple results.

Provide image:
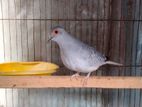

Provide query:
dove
left=49, top=26, right=122, bottom=85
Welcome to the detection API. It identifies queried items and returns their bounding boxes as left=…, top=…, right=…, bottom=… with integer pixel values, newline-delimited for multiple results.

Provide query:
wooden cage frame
left=0, top=76, right=142, bottom=89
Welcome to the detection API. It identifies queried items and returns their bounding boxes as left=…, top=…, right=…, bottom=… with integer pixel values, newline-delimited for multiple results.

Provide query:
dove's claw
left=82, top=77, right=89, bottom=86
left=82, top=72, right=91, bottom=86
left=70, top=73, right=80, bottom=81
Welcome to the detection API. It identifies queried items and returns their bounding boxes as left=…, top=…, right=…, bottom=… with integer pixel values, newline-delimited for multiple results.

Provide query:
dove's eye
left=54, top=30, right=58, bottom=34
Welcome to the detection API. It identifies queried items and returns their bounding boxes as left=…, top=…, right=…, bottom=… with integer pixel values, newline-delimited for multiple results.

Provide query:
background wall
left=0, top=0, right=142, bottom=107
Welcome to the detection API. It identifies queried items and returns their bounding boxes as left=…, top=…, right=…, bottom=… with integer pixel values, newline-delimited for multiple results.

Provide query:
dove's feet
left=82, top=76, right=89, bottom=86
left=70, top=73, right=80, bottom=81
left=82, top=72, right=91, bottom=86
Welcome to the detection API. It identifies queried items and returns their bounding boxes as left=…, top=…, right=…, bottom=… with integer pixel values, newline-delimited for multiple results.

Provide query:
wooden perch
left=0, top=76, right=142, bottom=89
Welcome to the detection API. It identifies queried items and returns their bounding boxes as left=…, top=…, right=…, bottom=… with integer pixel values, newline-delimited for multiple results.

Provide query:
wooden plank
left=133, top=21, right=142, bottom=107
left=134, top=0, right=141, bottom=20
left=92, top=0, right=98, bottom=19
left=39, top=0, right=46, bottom=19
left=33, top=20, right=41, bottom=60
left=27, top=20, right=34, bottom=61
left=26, top=0, right=34, bottom=19
left=51, top=0, right=58, bottom=19
left=46, top=21, right=52, bottom=62
left=104, top=0, right=110, bottom=19
left=0, top=0, right=3, bottom=19
left=21, top=20, right=28, bottom=61
left=140, top=0, right=142, bottom=20
left=75, top=0, right=82, bottom=19
left=58, top=0, right=65, bottom=19
left=15, top=0, right=21, bottom=19
left=0, top=76, right=141, bottom=88
left=9, top=0, right=16, bottom=19
left=118, top=20, right=126, bottom=107
left=121, top=0, right=135, bottom=20
left=130, top=22, right=139, bottom=107
left=20, top=0, right=27, bottom=19
left=5, top=89, right=13, bottom=107
left=40, top=20, right=47, bottom=61
left=0, top=20, right=5, bottom=62
left=92, top=88, right=98, bottom=107
left=45, top=0, right=51, bottom=19
left=97, top=0, right=105, bottom=19
left=97, top=21, right=105, bottom=54
left=12, top=89, right=18, bottom=107
left=86, top=21, right=92, bottom=45
left=1, top=0, right=9, bottom=19
left=3, top=20, right=11, bottom=61
left=0, top=89, right=6, bottom=107
left=33, top=0, right=40, bottom=19
left=69, top=0, right=76, bottom=19
left=81, top=0, right=89, bottom=19
left=51, top=21, right=60, bottom=64
left=17, top=89, right=25, bottom=107
left=16, top=20, right=23, bottom=61
left=10, top=20, right=18, bottom=61
left=111, top=0, right=122, bottom=20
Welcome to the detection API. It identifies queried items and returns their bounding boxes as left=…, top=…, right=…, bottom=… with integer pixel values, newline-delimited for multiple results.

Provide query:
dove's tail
left=105, top=61, right=123, bottom=66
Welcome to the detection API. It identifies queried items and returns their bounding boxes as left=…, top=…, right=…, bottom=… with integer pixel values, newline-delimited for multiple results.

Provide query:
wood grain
left=0, top=76, right=142, bottom=89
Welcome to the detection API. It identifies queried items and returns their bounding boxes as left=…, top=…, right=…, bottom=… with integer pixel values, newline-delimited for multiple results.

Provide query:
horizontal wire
left=59, top=65, right=142, bottom=68
left=107, top=65, right=142, bottom=67
left=0, top=19, right=142, bottom=21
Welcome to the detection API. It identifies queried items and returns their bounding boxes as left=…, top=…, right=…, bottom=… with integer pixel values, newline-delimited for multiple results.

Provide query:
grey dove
left=49, top=26, right=122, bottom=85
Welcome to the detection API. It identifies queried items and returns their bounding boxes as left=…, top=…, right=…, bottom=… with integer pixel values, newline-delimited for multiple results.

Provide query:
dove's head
left=48, top=26, right=67, bottom=42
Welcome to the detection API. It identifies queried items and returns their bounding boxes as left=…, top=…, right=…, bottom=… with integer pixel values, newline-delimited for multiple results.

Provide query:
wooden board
left=0, top=76, right=142, bottom=89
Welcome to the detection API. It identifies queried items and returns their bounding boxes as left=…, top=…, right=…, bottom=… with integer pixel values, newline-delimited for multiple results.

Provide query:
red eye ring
left=54, top=30, right=58, bottom=34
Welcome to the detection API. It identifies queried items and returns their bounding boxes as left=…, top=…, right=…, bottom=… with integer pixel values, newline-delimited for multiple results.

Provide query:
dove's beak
left=47, top=37, right=53, bottom=42
left=47, top=32, right=54, bottom=42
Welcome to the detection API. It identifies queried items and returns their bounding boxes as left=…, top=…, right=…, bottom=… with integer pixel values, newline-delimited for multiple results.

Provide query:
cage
left=0, top=0, right=142, bottom=107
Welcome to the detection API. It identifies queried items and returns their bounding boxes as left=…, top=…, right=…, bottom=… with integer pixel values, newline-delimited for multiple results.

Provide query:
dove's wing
left=78, top=44, right=106, bottom=67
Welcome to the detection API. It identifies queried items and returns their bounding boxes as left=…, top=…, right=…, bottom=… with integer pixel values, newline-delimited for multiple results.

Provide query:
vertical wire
left=85, top=0, right=88, bottom=44
left=18, top=0, right=21, bottom=102
left=130, top=0, right=137, bottom=106
left=96, top=0, right=99, bottom=106
left=50, top=0, right=53, bottom=106
left=5, top=89, right=7, bottom=107
left=102, top=0, right=105, bottom=55
left=90, top=0, right=94, bottom=106
left=90, top=0, right=94, bottom=46
left=49, top=0, right=52, bottom=62
left=0, top=0, right=6, bottom=106
left=39, top=0, right=42, bottom=60
left=44, top=0, right=47, bottom=61
left=64, top=0, right=67, bottom=105
left=14, top=0, right=18, bottom=61
left=45, top=0, right=47, bottom=62
left=25, top=1, right=30, bottom=107
left=138, top=0, right=142, bottom=106
left=132, top=0, right=137, bottom=104
left=33, top=0, right=35, bottom=60
left=57, top=0, right=59, bottom=66
left=134, top=0, right=141, bottom=106
left=20, top=0, right=23, bottom=61
left=8, top=0, right=12, bottom=61
left=118, top=0, right=122, bottom=106
left=12, top=0, right=17, bottom=105
left=118, top=1, right=121, bottom=106
left=0, top=0, right=5, bottom=61
left=26, top=0, right=29, bottom=61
